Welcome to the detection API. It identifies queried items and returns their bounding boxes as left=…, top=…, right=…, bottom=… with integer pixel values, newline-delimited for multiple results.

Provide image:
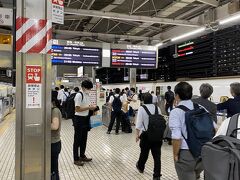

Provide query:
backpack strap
left=154, top=105, right=159, bottom=115
left=142, top=105, right=151, bottom=116
left=79, top=92, right=84, bottom=102
left=141, top=105, right=150, bottom=131
left=227, top=113, right=239, bottom=137
left=193, top=103, right=199, bottom=109
left=63, top=92, right=68, bottom=98
left=176, top=105, right=190, bottom=112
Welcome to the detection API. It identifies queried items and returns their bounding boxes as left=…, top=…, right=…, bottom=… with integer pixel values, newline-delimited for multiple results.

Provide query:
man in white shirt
left=107, top=88, right=123, bottom=134
left=215, top=114, right=240, bottom=138
left=57, top=85, right=64, bottom=103
left=151, top=91, right=158, bottom=105
left=61, top=88, right=70, bottom=118
left=169, top=82, right=203, bottom=180
left=57, top=85, right=65, bottom=117
left=135, top=93, right=162, bottom=180
left=73, top=80, right=96, bottom=166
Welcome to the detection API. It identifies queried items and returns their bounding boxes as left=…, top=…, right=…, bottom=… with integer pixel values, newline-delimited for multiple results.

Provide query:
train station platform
left=0, top=112, right=203, bottom=180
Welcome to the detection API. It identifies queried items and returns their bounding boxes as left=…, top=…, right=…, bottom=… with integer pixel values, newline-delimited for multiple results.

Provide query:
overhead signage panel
left=110, top=44, right=157, bottom=69
left=51, top=40, right=102, bottom=66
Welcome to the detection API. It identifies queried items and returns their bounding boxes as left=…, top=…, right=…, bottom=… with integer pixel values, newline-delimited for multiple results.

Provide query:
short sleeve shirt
left=74, top=92, right=91, bottom=116
left=51, top=107, right=62, bottom=143
left=136, top=104, right=162, bottom=132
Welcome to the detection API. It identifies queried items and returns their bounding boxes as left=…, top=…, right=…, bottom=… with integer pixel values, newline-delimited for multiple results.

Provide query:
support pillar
left=130, top=68, right=137, bottom=89
left=15, top=0, right=52, bottom=179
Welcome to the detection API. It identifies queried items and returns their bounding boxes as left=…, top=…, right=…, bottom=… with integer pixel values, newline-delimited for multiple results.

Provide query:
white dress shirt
left=136, top=104, right=162, bottom=133
left=122, top=93, right=128, bottom=103
left=215, top=115, right=240, bottom=139
left=169, top=100, right=194, bottom=150
left=61, top=91, right=69, bottom=103
left=74, top=92, right=90, bottom=116
left=152, top=94, right=158, bottom=104
left=109, top=94, right=123, bottom=112
left=109, top=94, right=124, bottom=104
left=57, top=89, right=64, bottom=101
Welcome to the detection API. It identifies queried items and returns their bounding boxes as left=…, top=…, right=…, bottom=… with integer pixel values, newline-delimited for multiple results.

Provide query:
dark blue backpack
left=177, top=103, right=215, bottom=158
left=112, top=96, right=122, bottom=112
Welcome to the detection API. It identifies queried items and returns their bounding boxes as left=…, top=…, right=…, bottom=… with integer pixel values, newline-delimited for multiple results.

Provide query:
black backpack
left=65, top=92, right=83, bottom=119
left=166, top=91, right=174, bottom=103
left=142, top=105, right=166, bottom=142
left=112, top=96, right=122, bottom=112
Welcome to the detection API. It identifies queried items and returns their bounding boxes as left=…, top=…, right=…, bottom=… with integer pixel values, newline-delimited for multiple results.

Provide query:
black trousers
left=73, top=116, right=89, bottom=161
left=51, top=141, right=61, bottom=180
left=165, top=103, right=173, bottom=116
left=108, top=111, right=122, bottom=133
left=137, top=136, right=162, bottom=178
left=61, top=101, right=67, bottom=118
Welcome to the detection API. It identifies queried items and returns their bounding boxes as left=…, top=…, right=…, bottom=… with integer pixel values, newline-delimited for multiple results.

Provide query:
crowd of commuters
left=50, top=81, right=240, bottom=180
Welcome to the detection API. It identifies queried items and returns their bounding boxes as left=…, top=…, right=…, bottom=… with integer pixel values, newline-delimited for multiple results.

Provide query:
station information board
left=51, top=40, right=102, bottom=66
left=110, top=45, right=157, bottom=68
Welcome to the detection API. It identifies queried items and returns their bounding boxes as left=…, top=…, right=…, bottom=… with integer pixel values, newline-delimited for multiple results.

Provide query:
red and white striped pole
left=15, top=0, right=52, bottom=179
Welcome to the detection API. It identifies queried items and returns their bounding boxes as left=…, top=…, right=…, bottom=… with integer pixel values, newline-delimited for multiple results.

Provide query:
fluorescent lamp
left=155, top=42, right=163, bottom=47
left=171, top=27, right=206, bottom=42
left=219, top=13, right=240, bottom=25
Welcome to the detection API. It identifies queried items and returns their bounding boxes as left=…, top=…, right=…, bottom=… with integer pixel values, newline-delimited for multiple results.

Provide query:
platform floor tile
left=0, top=114, right=203, bottom=180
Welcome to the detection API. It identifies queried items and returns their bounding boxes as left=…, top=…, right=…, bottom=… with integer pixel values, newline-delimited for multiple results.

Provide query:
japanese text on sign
left=52, top=0, right=64, bottom=24
left=26, top=84, right=42, bottom=109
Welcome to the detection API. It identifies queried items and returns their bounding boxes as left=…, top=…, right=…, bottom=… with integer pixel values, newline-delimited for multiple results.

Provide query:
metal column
left=130, top=68, right=137, bottom=89
left=15, top=0, right=52, bottom=179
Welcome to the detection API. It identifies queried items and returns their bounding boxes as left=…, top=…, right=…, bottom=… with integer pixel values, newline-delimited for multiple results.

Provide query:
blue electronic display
left=51, top=45, right=102, bottom=66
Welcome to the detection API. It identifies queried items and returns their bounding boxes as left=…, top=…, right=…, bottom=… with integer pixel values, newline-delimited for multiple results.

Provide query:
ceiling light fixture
left=219, top=13, right=240, bottom=25
left=171, top=27, right=206, bottom=42
left=155, top=42, right=163, bottom=47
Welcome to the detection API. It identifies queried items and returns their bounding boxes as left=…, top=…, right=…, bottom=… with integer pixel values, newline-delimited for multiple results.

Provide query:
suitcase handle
left=230, top=128, right=240, bottom=138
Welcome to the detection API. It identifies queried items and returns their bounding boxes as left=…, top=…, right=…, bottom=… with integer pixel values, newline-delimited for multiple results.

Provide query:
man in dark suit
left=192, top=83, right=217, bottom=123
left=217, top=82, right=240, bottom=118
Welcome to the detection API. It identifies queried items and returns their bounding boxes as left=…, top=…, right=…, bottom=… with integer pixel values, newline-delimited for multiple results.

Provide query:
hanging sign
left=89, top=90, right=97, bottom=105
left=0, top=8, right=13, bottom=26
left=52, top=0, right=64, bottom=24
left=26, top=65, right=42, bottom=109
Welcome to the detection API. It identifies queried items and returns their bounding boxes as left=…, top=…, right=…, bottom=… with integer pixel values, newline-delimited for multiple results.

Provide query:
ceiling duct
left=128, top=0, right=195, bottom=36
left=64, top=8, right=200, bottom=27
left=83, top=0, right=126, bottom=32
left=54, top=29, right=161, bottom=41
left=204, top=8, right=216, bottom=24
left=228, top=0, right=240, bottom=14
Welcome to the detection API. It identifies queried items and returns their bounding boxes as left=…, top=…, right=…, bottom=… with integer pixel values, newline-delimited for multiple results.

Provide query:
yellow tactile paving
left=0, top=110, right=15, bottom=136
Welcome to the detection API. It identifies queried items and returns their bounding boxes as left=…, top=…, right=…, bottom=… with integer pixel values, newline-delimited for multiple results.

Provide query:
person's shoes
left=136, top=162, right=144, bottom=173
left=153, top=177, right=160, bottom=180
left=168, top=140, right=172, bottom=145
left=80, top=156, right=92, bottom=162
left=74, top=160, right=84, bottom=166
left=106, top=131, right=110, bottom=134
left=115, top=132, right=119, bottom=135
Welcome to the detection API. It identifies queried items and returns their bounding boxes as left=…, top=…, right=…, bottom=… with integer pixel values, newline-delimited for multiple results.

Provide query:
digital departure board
left=51, top=40, right=102, bottom=66
left=110, top=45, right=157, bottom=68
